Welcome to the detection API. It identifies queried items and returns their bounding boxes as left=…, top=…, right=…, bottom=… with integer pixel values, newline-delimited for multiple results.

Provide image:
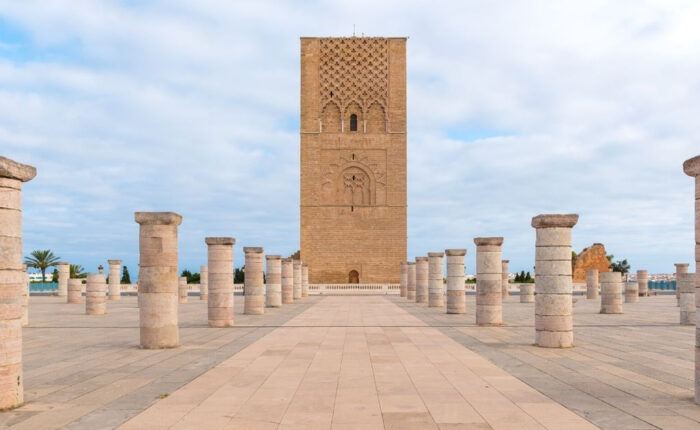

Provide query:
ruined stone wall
left=572, top=243, right=610, bottom=283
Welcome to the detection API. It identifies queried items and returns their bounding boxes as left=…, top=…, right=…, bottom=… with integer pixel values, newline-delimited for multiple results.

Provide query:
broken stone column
left=200, top=265, right=208, bottom=301
left=679, top=273, right=696, bottom=326
left=675, top=263, right=689, bottom=304
left=206, top=237, right=235, bottom=327
left=625, top=273, right=639, bottom=303
left=281, top=258, right=294, bottom=304
left=415, top=257, right=429, bottom=304
left=586, top=269, right=599, bottom=299
left=474, top=237, right=504, bottom=326
left=600, top=271, right=623, bottom=314
left=57, top=262, right=69, bottom=298
left=293, top=260, right=302, bottom=300
left=445, top=250, right=466, bottom=314
left=302, top=264, right=309, bottom=297
left=520, top=284, right=535, bottom=303
left=178, top=276, right=188, bottom=304
left=428, top=252, right=444, bottom=308
left=244, top=247, right=265, bottom=315
left=135, top=212, right=182, bottom=349
left=265, top=255, right=282, bottom=308
left=406, top=262, right=417, bottom=301
left=637, top=270, right=649, bottom=297
left=67, top=278, right=83, bottom=304
left=684, top=155, right=700, bottom=404
left=501, top=260, right=509, bottom=300
left=107, top=259, right=122, bottom=301
left=532, top=214, right=578, bottom=348
left=85, top=273, right=107, bottom=315
left=399, top=261, right=408, bottom=297
left=0, top=157, right=35, bottom=409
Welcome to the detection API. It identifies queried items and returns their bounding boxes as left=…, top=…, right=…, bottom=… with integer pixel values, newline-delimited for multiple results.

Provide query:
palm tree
left=24, top=250, right=60, bottom=283
left=70, top=264, right=86, bottom=279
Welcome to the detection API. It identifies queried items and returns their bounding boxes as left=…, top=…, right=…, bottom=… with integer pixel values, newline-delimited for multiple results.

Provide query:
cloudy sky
left=1, top=0, right=698, bottom=277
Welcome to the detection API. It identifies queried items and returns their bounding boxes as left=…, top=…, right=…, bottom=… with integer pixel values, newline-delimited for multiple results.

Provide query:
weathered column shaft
left=302, top=264, right=309, bottom=297
left=445, top=250, right=466, bottom=314
left=107, top=259, right=122, bottom=300
left=178, top=276, right=188, bottom=304
left=0, top=157, right=35, bottom=409
left=475, top=237, right=503, bottom=326
left=406, top=262, right=416, bottom=301
left=520, top=284, right=535, bottom=303
left=399, top=261, right=408, bottom=297
left=586, top=269, right=599, bottom=299
left=85, top=273, right=107, bottom=315
left=637, top=270, right=649, bottom=297
left=200, top=265, right=208, bottom=300
left=624, top=273, right=638, bottom=303
left=57, top=262, right=69, bottom=298
left=600, top=271, right=623, bottom=314
left=135, top=212, right=182, bottom=349
left=675, top=263, right=689, bottom=304
left=244, top=247, right=265, bottom=315
left=683, top=155, right=700, bottom=404
left=532, top=214, right=578, bottom=348
left=428, top=253, right=444, bottom=308
left=501, top=260, right=510, bottom=299
left=67, top=278, right=83, bottom=304
left=206, top=237, right=235, bottom=327
left=281, top=258, right=294, bottom=304
left=679, top=273, right=695, bottom=325
left=415, top=257, right=429, bottom=304
left=293, top=260, right=302, bottom=300
left=265, top=255, right=282, bottom=308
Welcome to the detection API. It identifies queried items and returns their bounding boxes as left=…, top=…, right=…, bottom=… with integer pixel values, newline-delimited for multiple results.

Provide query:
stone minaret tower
left=300, top=37, right=407, bottom=283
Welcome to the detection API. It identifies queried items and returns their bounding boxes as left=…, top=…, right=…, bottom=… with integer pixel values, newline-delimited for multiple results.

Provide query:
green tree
left=179, top=269, right=199, bottom=284
left=121, top=266, right=132, bottom=284
left=609, top=258, right=631, bottom=275
left=70, top=264, right=86, bottom=278
left=51, top=268, right=58, bottom=282
left=234, top=267, right=245, bottom=284
left=524, top=271, right=534, bottom=282
left=24, top=249, right=60, bottom=283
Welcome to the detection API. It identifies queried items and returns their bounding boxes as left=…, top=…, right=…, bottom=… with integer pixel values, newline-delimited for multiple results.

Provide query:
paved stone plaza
left=1, top=294, right=696, bottom=429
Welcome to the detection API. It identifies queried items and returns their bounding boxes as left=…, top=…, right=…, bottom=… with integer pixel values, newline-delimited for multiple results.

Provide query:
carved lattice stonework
left=320, top=150, right=387, bottom=206
left=319, top=38, right=389, bottom=114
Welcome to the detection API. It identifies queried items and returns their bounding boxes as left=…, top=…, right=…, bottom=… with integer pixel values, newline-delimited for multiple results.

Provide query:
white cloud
left=0, top=0, right=698, bottom=275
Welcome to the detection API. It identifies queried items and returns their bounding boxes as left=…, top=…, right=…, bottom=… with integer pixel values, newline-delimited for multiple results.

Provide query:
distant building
left=28, top=272, right=52, bottom=282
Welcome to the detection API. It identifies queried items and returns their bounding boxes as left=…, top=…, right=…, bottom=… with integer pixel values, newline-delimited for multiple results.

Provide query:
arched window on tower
left=349, top=114, right=358, bottom=132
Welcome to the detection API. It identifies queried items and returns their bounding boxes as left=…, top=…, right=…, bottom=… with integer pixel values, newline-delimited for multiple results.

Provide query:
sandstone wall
left=572, top=243, right=610, bottom=283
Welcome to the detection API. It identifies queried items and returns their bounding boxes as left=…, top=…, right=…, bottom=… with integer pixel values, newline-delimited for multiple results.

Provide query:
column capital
left=107, top=259, right=122, bottom=265
left=415, top=256, right=428, bottom=262
left=531, top=214, right=578, bottom=228
left=428, top=252, right=444, bottom=257
left=135, top=212, right=182, bottom=226
left=205, top=237, right=236, bottom=245
left=243, top=246, right=263, bottom=253
left=445, top=249, right=466, bottom=256
left=266, top=255, right=282, bottom=260
left=0, top=156, right=36, bottom=182
left=474, top=237, right=504, bottom=246
left=57, top=262, right=70, bottom=267
left=683, top=155, right=700, bottom=177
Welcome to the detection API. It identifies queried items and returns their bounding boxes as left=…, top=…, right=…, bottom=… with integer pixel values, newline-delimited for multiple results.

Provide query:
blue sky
left=1, top=0, right=698, bottom=277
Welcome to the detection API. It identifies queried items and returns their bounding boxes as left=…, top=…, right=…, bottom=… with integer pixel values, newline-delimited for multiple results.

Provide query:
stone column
left=428, top=252, right=444, bottom=308
left=684, top=155, right=700, bottom=404
left=57, top=262, right=69, bottom=298
left=586, top=269, right=599, bottom=299
left=415, top=257, right=429, bottom=304
left=281, top=258, right=294, bottom=304
left=244, top=247, right=265, bottom=315
left=532, top=214, right=578, bottom=348
left=293, top=259, right=302, bottom=300
left=600, top=272, right=623, bottom=314
left=445, top=250, right=466, bottom=314
left=22, top=265, right=29, bottom=326
left=406, top=262, right=417, bottom=301
left=0, top=157, right=35, bottom=409
left=200, top=265, right=208, bottom=301
left=474, top=237, right=503, bottom=326
left=206, top=237, right=235, bottom=327
left=624, top=273, right=639, bottom=303
left=675, top=263, right=689, bottom=304
left=301, top=264, right=309, bottom=297
left=68, top=278, right=83, bottom=304
left=637, top=270, right=649, bottom=297
left=679, top=273, right=696, bottom=326
left=520, top=284, right=535, bottom=303
left=85, top=273, right=107, bottom=315
left=107, top=259, right=122, bottom=301
left=178, top=276, right=188, bottom=304
left=135, top=212, right=182, bottom=349
left=265, top=255, right=282, bottom=308
left=501, top=260, right=510, bottom=300
left=399, top=261, right=408, bottom=297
